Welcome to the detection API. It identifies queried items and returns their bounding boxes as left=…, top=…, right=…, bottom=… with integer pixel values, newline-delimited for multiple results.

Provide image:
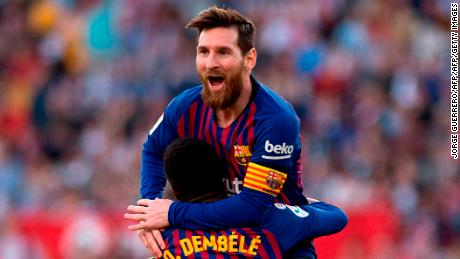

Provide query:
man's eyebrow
left=197, top=46, right=233, bottom=52
left=217, top=46, right=232, bottom=52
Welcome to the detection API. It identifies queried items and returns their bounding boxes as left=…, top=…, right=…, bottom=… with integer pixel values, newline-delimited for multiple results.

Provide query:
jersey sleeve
left=250, top=113, right=300, bottom=170
left=168, top=114, right=300, bottom=229
left=265, top=202, right=348, bottom=252
left=140, top=97, right=181, bottom=199
left=169, top=188, right=274, bottom=229
left=305, top=202, right=348, bottom=237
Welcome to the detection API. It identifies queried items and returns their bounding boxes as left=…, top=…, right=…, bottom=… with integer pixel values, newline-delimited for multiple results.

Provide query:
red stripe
left=221, top=126, right=230, bottom=145
left=297, top=133, right=303, bottom=189
left=220, top=230, right=238, bottom=259
left=178, top=116, right=185, bottom=137
left=228, top=118, right=244, bottom=180
left=185, top=230, right=195, bottom=259
left=244, top=175, right=273, bottom=187
left=297, top=157, right=303, bottom=189
left=243, top=228, right=269, bottom=258
left=204, top=108, right=212, bottom=144
left=247, top=165, right=269, bottom=175
left=229, top=118, right=242, bottom=148
left=235, top=119, right=246, bottom=172
left=229, top=228, right=247, bottom=257
left=188, top=101, right=198, bottom=137
left=213, top=230, right=224, bottom=259
left=247, top=166, right=287, bottom=183
left=244, top=104, right=256, bottom=185
left=262, top=229, right=282, bottom=258
left=198, top=103, right=207, bottom=139
left=211, top=118, right=221, bottom=160
left=243, top=182, right=278, bottom=196
left=220, top=127, right=233, bottom=179
left=173, top=229, right=181, bottom=257
left=246, top=104, right=256, bottom=149
left=195, top=230, right=209, bottom=259
left=245, top=176, right=284, bottom=192
left=220, top=128, right=230, bottom=159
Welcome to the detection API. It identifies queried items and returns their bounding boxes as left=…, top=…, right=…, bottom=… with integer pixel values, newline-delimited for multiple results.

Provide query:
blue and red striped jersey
left=141, top=75, right=309, bottom=229
left=160, top=202, right=348, bottom=259
left=161, top=228, right=281, bottom=259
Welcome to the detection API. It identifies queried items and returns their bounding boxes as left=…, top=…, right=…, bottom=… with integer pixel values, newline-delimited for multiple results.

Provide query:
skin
left=125, top=26, right=257, bottom=258
left=197, top=26, right=256, bottom=128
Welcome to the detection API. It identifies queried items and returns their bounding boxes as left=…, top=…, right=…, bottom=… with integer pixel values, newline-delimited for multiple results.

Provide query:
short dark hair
left=186, top=6, right=256, bottom=55
left=163, top=138, right=227, bottom=202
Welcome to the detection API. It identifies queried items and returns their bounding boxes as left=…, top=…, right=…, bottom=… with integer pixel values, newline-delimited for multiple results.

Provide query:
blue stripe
left=238, top=228, right=274, bottom=259
left=215, top=129, right=228, bottom=170
left=260, top=230, right=277, bottom=259
left=176, top=229, right=186, bottom=257
left=207, top=113, right=218, bottom=154
left=206, top=231, right=217, bottom=259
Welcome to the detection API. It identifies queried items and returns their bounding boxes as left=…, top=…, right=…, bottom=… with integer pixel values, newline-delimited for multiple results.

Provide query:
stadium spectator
left=0, top=1, right=456, bottom=258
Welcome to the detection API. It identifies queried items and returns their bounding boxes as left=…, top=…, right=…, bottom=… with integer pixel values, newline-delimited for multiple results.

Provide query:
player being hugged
left=128, top=138, right=347, bottom=258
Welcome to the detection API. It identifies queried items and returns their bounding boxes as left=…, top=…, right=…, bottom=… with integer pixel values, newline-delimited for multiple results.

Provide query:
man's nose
left=205, top=53, right=219, bottom=70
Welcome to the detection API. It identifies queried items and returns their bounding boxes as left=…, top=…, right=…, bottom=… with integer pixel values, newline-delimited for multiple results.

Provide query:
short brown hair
left=186, top=6, right=256, bottom=55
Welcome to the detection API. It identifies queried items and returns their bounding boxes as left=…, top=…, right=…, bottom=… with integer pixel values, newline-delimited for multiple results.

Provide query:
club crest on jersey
left=266, top=171, right=283, bottom=190
left=233, top=145, right=252, bottom=166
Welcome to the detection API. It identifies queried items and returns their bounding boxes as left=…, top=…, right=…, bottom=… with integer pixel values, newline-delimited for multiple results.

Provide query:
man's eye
left=198, top=49, right=208, bottom=55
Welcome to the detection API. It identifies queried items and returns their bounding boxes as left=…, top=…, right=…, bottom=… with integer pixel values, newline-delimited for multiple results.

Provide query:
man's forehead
left=197, top=27, right=239, bottom=48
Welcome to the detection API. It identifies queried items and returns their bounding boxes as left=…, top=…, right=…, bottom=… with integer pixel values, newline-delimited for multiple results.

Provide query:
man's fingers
left=137, top=230, right=149, bottom=247
left=127, top=205, right=147, bottom=214
left=137, top=199, right=152, bottom=206
left=128, top=222, right=146, bottom=231
left=153, top=229, right=166, bottom=250
left=138, top=230, right=156, bottom=255
left=124, top=213, right=145, bottom=221
left=145, top=229, right=163, bottom=258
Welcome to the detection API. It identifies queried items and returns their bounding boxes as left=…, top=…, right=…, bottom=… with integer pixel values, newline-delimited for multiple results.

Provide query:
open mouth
left=207, top=76, right=225, bottom=90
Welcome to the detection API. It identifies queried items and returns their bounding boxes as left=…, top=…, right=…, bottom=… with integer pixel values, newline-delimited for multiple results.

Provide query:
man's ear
left=244, top=48, right=257, bottom=71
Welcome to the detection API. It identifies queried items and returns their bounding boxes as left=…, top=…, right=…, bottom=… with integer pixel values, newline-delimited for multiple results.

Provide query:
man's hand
left=137, top=228, right=165, bottom=258
left=124, top=199, right=173, bottom=230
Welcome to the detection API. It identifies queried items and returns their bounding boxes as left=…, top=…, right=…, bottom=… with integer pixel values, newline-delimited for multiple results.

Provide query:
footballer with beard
left=127, top=6, right=320, bottom=259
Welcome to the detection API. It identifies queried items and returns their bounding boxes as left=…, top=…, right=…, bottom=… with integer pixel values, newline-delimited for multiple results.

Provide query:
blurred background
left=0, top=0, right=457, bottom=258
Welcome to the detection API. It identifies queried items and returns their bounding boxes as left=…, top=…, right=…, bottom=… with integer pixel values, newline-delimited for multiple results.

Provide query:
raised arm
left=140, top=98, right=180, bottom=199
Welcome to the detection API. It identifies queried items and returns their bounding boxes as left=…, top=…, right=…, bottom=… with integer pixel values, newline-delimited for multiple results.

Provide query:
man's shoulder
left=252, top=85, right=299, bottom=131
left=167, top=85, right=203, bottom=112
left=174, top=85, right=202, bottom=104
left=254, top=83, right=297, bottom=119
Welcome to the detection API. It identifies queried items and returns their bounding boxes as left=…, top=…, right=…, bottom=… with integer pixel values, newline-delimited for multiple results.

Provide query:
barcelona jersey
left=141, top=75, right=309, bottom=229
left=161, top=228, right=281, bottom=259
left=160, top=202, right=347, bottom=259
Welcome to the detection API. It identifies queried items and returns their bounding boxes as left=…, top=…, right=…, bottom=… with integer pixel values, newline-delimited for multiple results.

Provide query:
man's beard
left=200, top=66, right=244, bottom=110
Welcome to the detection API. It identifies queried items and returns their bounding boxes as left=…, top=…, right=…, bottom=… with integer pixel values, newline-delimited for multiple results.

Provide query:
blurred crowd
left=0, top=0, right=457, bottom=258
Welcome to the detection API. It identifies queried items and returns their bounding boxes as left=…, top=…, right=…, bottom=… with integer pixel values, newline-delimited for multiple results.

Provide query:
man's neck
left=215, top=75, right=252, bottom=128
